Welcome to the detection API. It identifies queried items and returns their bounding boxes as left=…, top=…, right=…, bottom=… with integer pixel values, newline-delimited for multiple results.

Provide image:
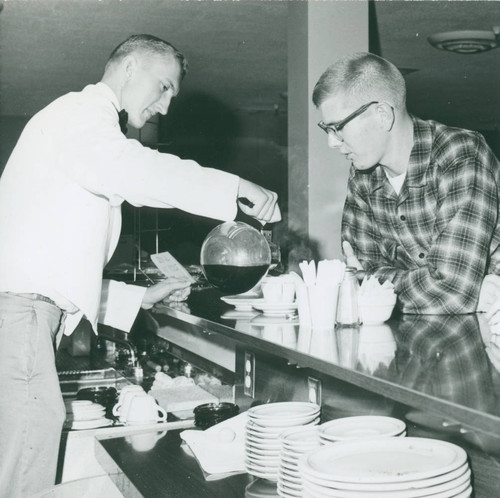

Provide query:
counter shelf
left=55, top=333, right=225, bottom=485
left=96, top=428, right=250, bottom=498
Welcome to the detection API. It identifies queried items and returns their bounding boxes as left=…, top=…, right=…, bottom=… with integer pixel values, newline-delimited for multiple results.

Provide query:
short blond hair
left=312, top=52, right=406, bottom=110
left=105, top=34, right=188, bottom=80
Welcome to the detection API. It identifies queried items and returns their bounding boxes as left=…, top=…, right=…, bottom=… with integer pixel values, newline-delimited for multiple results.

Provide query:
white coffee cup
left=126, top=430, right=167, bottom=452
left=261, top=275, right=296, bottom=304
left=116, top=385, right=144, bottom=405
left=124, top=393, right=167, bottom=425
left=113, top=388, right=145, bottom=422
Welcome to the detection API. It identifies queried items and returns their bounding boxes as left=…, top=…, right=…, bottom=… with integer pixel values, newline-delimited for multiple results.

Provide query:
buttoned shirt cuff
left=98, top=280, right=146, bottom=332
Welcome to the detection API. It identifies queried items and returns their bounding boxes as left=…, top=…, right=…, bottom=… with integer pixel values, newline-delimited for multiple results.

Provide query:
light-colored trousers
left=0, top=293, right=66, bottom=498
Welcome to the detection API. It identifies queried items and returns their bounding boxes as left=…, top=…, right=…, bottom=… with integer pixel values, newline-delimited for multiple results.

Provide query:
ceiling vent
left=428, top=27, right=500, bottom=54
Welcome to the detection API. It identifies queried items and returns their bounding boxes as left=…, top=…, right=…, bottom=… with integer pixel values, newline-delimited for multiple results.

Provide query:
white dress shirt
left=0, top=82, right=239, bottom=334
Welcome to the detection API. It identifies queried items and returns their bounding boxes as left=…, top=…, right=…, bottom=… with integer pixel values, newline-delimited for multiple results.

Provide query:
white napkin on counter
left=359, top=275, right=396, bottom=304
left=180, top=411, right=247, bottom=479
left=298, top=259, right=345, bottom=287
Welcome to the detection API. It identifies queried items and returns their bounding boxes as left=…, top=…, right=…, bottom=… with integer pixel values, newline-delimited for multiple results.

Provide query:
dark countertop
left=94, top=289, right=500, bottom=498
left=149, top=289, right=500, bottom=434
left=96, top=428, right=260, bottom=498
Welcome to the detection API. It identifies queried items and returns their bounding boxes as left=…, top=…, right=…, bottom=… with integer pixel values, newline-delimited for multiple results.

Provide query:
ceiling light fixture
left=428, top=26, right=500, bottom=54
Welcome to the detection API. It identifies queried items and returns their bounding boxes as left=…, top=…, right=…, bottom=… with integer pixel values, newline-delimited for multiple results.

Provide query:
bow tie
left=118, top=109, right=128, bottom=135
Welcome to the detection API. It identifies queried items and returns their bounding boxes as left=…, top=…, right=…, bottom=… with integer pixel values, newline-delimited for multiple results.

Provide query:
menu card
left=151, top=251, right=195, bottom=283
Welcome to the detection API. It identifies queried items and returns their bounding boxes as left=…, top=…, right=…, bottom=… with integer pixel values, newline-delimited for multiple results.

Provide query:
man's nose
left=157, top=93, right=172, bottom=115
left=327, top=133, right=343, bottom=149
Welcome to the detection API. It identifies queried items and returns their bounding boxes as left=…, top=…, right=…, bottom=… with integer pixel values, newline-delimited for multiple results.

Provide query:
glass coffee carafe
left=200, top=221, right=271, bottom=294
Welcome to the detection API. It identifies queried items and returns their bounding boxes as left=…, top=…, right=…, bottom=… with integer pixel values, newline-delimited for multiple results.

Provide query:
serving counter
left=96, top=289, right=500, bottom=497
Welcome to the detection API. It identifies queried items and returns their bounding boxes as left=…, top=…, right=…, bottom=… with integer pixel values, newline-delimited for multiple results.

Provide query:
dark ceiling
left=1, top=0, right=500, bottom=131
left=0, top=0, right=288, bottom=117
left=373, top=0, right=500, bottom=131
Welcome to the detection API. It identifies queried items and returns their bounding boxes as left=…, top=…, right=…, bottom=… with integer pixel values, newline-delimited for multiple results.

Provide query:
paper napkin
left=180, top=411, right=247, bottom=478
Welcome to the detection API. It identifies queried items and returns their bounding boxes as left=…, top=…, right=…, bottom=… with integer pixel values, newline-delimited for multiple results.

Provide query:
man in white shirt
left=0, top=34, right=281, bottom=497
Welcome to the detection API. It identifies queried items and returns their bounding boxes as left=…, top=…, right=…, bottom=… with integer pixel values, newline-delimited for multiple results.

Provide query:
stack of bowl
left=194, top=402, right=240, bottom=430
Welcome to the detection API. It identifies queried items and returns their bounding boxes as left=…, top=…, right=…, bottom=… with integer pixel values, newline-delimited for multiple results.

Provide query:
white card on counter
left=150, top=251, right=195, bottom=283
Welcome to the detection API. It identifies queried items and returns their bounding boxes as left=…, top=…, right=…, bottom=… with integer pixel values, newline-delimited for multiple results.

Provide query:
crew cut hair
left=105, top=34, right=188, bottom=80
left=312, top=52, right=406, bottom=110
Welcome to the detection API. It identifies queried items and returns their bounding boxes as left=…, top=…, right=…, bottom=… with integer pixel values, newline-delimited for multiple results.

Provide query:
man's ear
left=377, top=103, right=395, bottom=132
left=122, top=55, right=138, bottom=81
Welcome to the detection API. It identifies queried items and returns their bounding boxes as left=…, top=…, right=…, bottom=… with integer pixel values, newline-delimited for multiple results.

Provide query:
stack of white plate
left=319, top=416, right=406, bottom=444
left=245, top=402, right=320, bottom=482
left=277, top=425, right=322, bottom=498
left=299, top=437, right=472, bottom=498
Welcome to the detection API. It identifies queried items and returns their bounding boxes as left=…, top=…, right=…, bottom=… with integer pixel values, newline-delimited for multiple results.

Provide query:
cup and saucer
left=252, top=276, right=297, bottom=316
left=220, top=294, right=261, bottom=312
left=113, top=390, right=167, bottom=426
left=251, top=300, right=298, bottom=316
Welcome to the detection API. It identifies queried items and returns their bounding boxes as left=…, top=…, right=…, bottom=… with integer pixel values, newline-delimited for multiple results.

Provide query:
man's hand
left=237, top=179, right=281, bottom=224
left=342, top=241, right=363, bottom=270
left=342, top=241, right=366, bottom=281
left=141, top=278, right=192, bottom=309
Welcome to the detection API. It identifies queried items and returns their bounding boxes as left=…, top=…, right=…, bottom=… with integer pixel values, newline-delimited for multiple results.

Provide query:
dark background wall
left=128, top=93, right=288, bottom=265
left=0, top=116, right=30, bottom=175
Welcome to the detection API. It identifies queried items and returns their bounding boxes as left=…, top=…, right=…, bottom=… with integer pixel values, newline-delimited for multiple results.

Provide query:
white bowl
left=359, top=292, right=397, bottom=307
left=359, top=302, right=395, bottom=325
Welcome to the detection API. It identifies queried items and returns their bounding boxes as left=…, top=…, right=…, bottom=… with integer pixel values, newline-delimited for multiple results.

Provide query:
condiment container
left=336, top=267, right=360, bottom=327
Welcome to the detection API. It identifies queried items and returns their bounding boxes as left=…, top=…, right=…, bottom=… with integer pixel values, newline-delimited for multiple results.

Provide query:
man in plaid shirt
left=313, top=52, right=500, bottom=314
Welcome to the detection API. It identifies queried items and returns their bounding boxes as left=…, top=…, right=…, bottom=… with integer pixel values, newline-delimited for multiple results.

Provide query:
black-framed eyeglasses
left=318, top=101, right=379, bottom=141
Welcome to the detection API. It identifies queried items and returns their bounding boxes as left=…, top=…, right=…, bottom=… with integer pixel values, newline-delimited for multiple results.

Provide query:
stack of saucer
left=66, top=400, right=113, bottom=430
left=277, top=425, right=321, bottom=497
left=299, top=437, right=471, bottom=497
left=245, top=402, right=320, bottom=481
left=319, top=416, right=406, bottom=444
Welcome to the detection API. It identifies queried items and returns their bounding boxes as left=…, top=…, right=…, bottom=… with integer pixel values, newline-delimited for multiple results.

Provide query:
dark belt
left=15, top=293, right=58, bottom=307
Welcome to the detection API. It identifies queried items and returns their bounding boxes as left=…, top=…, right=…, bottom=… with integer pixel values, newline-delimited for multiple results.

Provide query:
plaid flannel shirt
left=342, top=116, right=500, bottom=314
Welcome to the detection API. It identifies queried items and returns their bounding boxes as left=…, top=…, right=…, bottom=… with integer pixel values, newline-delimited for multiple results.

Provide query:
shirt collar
left=405, top=115, right=432, bottom=188
left=367, top=115, right=431, bottom=193
left=95, top=82, right=121, bottom=113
